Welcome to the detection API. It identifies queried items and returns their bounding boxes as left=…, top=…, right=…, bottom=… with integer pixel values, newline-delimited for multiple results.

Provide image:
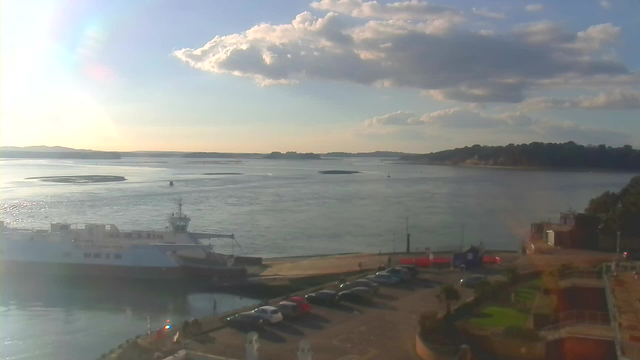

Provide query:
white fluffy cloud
left=472, top=7, right=506, bottom=19
left=521, top=90, right=640, bottom=110
left=310, top=0, right=463, bottom=20
left=364, top=110, right=421, bottom=126
left=174, top=1, right=632, bottom=103
left=525, top=3, right=543, bottom=12
left=600, top=0, right=612, bottom=9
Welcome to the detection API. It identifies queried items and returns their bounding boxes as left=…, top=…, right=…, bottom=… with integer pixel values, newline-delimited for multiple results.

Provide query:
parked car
left=226, top=312, right=264, bottom=331
left=396, top=265, right=418, bottom=277
left=339, top=287, right=374, bottom=304
left=305, top=290, right=341, bottom=306
left=384, top=267, right=412, bottom=281
left=253, top=306, right=283, bottom=324
left=277, top=301, right=301, bottom=319
left=289, top=296, right=311, bottom=313
left=339, top=279, right=380, bottom=294
left=460, top=275, right=488, bottom=288
left=365, top=273, right=401, bottom=286
left=376, top=269, right=409, bottom=282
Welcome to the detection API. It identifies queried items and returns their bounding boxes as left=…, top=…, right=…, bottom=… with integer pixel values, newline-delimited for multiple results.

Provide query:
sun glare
left=1, top=0, right=119, bottom=149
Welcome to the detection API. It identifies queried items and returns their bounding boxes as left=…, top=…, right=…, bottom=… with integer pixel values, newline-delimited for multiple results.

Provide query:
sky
left=1, top=0, right=639, bottom=153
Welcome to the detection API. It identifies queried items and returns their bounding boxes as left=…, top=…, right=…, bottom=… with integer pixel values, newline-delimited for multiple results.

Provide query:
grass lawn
left=468, top=306, right=529, bottom=328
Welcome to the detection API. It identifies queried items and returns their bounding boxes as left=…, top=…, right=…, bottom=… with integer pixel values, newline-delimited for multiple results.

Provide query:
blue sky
left=1, top=0, right=638, bottom=152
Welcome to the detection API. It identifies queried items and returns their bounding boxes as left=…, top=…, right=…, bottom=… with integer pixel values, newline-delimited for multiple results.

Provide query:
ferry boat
left=0, top=200, right=260, bottom=280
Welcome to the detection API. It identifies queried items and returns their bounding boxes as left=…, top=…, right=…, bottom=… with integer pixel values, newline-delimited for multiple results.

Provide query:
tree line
left=401, top=142, right=640, bottom=170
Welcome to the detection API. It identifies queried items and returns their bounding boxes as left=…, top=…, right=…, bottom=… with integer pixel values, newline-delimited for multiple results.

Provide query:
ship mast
left=169, top=198, right=190, bottom=233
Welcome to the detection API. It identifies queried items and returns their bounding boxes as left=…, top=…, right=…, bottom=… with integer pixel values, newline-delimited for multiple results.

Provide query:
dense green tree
left=585, top=176, right=640, bottom=235
left=437, top=284, right=461, bottom=314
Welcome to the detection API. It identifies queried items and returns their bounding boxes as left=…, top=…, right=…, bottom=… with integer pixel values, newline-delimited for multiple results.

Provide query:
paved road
left=185, top=270, right=479, bottom=360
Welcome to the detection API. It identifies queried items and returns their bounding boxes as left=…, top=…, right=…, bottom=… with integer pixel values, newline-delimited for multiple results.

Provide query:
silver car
left=339, top=279, right=380, bottom=294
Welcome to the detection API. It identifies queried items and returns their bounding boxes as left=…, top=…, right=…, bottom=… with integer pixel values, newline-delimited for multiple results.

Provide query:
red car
left=289, top=296, right=311, bottom=313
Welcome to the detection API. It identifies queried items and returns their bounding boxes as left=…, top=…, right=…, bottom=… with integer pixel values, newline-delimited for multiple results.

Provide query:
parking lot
left=185, top=269, right=479, bottom=360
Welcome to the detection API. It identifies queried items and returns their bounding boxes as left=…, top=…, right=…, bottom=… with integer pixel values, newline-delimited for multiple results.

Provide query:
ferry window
left=93, top=253, right=101, bottom=258
left=147, top=233, right=151, bottom=239
left=105, top=253, right=111, bottom=259
left=64, top=252, right=72, bottom=258
left=84, top=253, right=91, bottom=258
left=114, top=254, right=122, bottom=260
left=124, top=233, right=131, bottom=239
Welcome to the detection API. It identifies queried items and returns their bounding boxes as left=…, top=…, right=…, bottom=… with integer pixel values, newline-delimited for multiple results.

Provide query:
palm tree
left=437, top=284, right=461, bottom=314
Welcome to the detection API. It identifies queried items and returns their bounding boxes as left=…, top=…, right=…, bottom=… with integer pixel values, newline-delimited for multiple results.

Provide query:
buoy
left=169, top=181, right=174, bottom=186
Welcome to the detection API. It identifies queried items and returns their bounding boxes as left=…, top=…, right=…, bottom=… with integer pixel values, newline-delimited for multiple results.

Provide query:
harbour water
left=0, top=157, right=635, bottom=359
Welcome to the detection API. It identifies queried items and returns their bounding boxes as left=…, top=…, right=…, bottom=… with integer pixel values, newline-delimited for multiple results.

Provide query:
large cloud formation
left=173, top=1, right=632, bottom=103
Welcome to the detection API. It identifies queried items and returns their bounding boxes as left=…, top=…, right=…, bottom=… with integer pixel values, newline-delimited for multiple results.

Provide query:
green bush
left=474, top=279, right=493, bottom=299
left=504, top=267, right=519, bottom=284
left=502, top=325, right=541, bottom=342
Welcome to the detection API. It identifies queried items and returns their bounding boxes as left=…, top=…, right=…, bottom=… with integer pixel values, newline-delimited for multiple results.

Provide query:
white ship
left=0, top=200, right=260, bottom=280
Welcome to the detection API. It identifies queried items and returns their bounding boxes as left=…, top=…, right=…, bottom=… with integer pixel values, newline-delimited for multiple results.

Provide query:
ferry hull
left=0, top=260, right=249, bottom=280
left=0, top=260, right=185, bottom=280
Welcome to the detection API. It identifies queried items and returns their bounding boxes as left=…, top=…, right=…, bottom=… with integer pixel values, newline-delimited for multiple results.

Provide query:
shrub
left=504, top=267, right=519, bottom=284
left=502, top=325, right=541, bottom=342
left=474, top=279, right=493, bottom=299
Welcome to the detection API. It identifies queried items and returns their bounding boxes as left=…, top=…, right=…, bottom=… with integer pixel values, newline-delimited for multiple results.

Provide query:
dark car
left=305, top=290, right=341, bottom=306
left=377, top=268, right=410, bottom=282
left=226, top=312, right=264, bottom=331
left=459, top=275, right=487, bottom=288
left=396, top=265, right=418, bottom=277
left=339, top=287, right=374, bottom=304
left=366, top=273, right=400, bottom=286
left=339, top=279, right=380, bottom=294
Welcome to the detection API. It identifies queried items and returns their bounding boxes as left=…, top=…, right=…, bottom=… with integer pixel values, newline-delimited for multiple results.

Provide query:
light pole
left=392, top=234, right=396, bottom=253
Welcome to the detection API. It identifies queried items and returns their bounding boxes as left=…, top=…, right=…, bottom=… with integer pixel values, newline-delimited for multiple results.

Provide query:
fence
left=558, top=270, right=600, bottom=280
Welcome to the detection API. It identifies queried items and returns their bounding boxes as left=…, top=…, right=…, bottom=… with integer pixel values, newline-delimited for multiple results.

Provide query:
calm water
left=0, top=157, right=636, bottom=360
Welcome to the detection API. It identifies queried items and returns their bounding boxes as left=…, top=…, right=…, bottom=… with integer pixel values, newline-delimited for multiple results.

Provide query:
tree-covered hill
left=400, top=142, right=640, bottom=170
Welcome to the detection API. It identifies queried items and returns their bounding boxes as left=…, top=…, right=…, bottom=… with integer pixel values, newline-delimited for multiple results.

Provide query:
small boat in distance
left=169, top=180, right=174, bottom=186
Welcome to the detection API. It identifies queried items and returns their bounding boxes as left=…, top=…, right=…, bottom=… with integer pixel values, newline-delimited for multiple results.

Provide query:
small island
left=264, top=151, right=322, bottom=160
left=318, top=170, right=361, bottom=174
left=27, top=175, right=126, bottom=183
